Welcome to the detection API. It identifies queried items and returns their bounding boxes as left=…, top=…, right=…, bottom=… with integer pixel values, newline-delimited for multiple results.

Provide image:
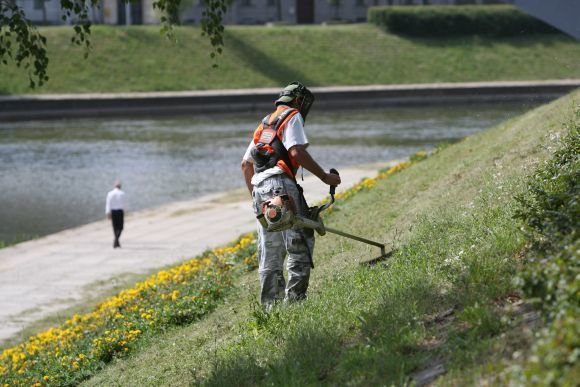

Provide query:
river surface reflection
left=0, top=103, right=537, bottom=243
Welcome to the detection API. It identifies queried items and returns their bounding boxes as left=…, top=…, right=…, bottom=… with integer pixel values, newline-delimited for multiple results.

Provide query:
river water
left=0, top=103, right=537, bottom=243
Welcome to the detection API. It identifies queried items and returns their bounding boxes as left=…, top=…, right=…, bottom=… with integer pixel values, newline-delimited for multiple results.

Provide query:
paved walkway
left=0, top=162, right=393, bottom=345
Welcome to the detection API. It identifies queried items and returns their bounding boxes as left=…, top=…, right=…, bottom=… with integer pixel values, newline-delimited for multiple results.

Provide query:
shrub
left=368, top=5, right=560, bottom=37
left=511, top=120, right=579, bottom=384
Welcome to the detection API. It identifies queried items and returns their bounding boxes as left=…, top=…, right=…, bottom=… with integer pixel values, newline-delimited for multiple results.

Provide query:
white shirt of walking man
left=105, top=180, right=127, bottom=248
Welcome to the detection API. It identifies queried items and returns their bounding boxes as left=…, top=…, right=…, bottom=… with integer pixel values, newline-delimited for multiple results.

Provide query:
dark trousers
left=111, top=209, right=124, bottom=247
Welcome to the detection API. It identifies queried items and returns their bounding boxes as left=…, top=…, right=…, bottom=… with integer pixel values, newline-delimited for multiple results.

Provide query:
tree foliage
left=512, top=118, right=579, bottom=385
left=0, top=0, right=49, bottom=88
left=0, top=0, right=230, bottom=88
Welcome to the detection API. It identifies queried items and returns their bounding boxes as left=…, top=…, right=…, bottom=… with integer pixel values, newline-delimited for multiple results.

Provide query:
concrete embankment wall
left=1, top=80, right=579, bottom=122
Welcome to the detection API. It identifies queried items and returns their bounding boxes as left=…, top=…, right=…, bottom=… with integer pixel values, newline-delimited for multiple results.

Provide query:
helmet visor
left=298, top=87, right=314, bottom=121
left=276, top=81, right=315, bottom=120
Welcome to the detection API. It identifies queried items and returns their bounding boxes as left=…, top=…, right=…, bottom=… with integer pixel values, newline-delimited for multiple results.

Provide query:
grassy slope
left=1, top=24, right=580, bottom=94
left=81, top=92, right=578, bottom=385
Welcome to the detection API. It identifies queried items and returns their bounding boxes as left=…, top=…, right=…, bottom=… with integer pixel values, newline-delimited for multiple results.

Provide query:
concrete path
left=0, top=162, right=393, bottom=345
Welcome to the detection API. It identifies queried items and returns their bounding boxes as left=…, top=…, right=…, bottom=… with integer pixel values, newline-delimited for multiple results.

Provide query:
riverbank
left=0, top=161, right=394, bottom=347
left=80, top=89, right=578, bottom=387
left=2, top=80, right=579, bottom=121
left=1, top=89, right=577, bottom=385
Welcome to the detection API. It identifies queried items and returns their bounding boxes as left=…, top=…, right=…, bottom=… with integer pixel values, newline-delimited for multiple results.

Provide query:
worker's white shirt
left=243, top=109, right=309, bottom=186
left=105, top=188, right=127, bottom=214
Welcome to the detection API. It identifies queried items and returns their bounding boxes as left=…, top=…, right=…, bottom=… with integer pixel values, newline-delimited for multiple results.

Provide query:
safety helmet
left=275, top=81, right=315, bottom=121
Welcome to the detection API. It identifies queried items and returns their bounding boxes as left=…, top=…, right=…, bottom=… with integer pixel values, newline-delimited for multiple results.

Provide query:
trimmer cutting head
left=322, top=226, right=392, bottom=266
left=359, top=249, right=394, bottom=266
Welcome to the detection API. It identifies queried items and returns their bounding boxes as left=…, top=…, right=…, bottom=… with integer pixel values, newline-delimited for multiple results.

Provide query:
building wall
left=17, top=0, right=577, bottom=41
left=15, top=0, right=511, bottom=26
left=178, top=0, right=510, bottom=26
left=15, top=0, right=110, bottom=24
left=102, top=0, right=118, bottom=24
left=315, top=0, right=369, bottom=24
left=102, top=0, right=159, bottom=25
left=181, top=0, right=287, bottom=25
left=14, top=0, right=157, bottom=26
left=514, top=0, right=580, bottom=39
left=142, top=0, right=159, bottom=24
left=15, top=0, right=66, bottom=24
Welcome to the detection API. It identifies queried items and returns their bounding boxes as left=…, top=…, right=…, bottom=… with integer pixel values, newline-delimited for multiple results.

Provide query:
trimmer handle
left=318, top=168, right=339, bottom=213
left=329, top=168, right=339, bottom=195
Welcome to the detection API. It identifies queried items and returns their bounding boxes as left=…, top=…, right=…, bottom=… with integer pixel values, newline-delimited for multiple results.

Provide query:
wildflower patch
left=0, top=234, right=256, bottom=386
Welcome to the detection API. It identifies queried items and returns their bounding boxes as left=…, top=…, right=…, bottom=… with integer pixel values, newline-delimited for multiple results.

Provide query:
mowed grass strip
left=0, top=24, right=579, bottom=94
left=81, top=92, right=578, bottom=385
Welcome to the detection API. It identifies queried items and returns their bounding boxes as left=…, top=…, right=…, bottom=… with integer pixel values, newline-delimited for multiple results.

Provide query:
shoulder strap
left=271, top=108, right=298, bottom=181
left=254, top=108, right=299, bottom=181
left=261, top=107, right=297, bottom=131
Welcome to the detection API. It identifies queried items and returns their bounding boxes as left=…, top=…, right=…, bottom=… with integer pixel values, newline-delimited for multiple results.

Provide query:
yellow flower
left=361, top=177, right=376, bottom=188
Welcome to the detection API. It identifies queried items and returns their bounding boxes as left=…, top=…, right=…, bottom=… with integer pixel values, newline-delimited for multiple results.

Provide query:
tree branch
left=0, top=0, right=230, bottom=89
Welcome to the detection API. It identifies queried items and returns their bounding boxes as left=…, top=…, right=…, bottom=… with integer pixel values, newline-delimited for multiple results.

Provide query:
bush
left=511, top=120, right=579, bottom=384
left=368, top=5, right=560, bottom=37
left=514, top=128, right=579, bottom=251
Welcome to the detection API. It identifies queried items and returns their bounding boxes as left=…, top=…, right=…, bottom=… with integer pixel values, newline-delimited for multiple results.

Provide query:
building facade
left=180, top=0, right=509, bottom=25
left=18, top=0, right=511, bottom=26
left=99, top=0, right=159, bottom=25
left=14, top=0, right=158, bottom=25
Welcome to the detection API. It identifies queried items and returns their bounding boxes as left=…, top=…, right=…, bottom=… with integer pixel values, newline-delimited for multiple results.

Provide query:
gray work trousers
left=252, top=173, right=314, bottom=309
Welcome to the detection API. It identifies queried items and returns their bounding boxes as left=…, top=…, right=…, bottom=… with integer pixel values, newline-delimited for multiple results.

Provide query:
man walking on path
left=241, top=81, right=341, bottom=310
left=105, top=180, right=127, bottom=248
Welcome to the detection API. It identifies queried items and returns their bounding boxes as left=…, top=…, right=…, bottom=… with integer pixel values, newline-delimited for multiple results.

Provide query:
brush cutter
left=257, top=169, right=392, bottom=264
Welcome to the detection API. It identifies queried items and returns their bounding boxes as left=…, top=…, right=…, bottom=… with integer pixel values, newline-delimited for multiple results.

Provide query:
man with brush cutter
left=241, top=81, right=341, bottom=311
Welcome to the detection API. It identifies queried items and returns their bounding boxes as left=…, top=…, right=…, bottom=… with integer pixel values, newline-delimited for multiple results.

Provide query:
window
left=356, top=0, right=367, bottom=6
left=34, top=0, right=45, bottom=10
left=240, top=0, right=253, bottom=6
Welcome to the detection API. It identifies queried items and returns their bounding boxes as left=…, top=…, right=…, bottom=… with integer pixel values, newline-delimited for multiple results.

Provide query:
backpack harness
left=252, top=107, right=299, bottom=180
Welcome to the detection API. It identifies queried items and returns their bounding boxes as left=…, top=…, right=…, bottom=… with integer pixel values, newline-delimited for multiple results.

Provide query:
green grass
left=1, top=24, right=579, bottom=94
left=75, top=92, right=578, bottom=385
left=0, top=235, right=38, bottom=249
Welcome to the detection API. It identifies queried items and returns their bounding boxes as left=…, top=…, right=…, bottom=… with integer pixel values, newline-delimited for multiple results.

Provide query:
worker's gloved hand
left=322, top=171, right=341, bottom=186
